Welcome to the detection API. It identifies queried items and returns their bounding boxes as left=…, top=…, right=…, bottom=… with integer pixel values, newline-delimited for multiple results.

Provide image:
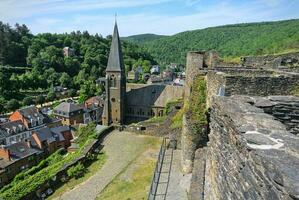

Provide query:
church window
left=111, top=98, right=116, bottom=102
left=110, top=75, right=116, bottom=87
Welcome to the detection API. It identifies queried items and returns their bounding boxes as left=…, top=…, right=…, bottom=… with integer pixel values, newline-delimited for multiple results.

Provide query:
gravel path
left=54, top=130, right=152, bottom=200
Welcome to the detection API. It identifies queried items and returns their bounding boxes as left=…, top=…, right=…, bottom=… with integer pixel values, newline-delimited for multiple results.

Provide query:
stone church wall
left=125, top=84, right=184, bottom=121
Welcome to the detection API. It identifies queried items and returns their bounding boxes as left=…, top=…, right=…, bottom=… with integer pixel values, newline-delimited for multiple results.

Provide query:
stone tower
left=102, top=22, right=126, bottom=126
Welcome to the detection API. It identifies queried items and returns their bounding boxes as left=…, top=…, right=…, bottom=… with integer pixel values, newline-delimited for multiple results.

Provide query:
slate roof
left=50, top=126, right=70, bottom=135
left=106, top=22, right=124, bottom=72
left=0, top=129, right=6, bottom=139
left=18, top=106, right=44, bottom=121
left=0, top=120, right=27, bottom=136
left=34, top=126, right=68, bottom=144
left=34, top=127, right=54, bottom=142
left=54, top=102, right=83, bottom=114
left=7, top=142, right=42, bottom=160
left=0, top=142, right=42, bottom=169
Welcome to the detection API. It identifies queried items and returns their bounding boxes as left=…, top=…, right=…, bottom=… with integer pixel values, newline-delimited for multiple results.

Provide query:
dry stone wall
left=204, top=95, right=299, bottom=200
left=206, top=70, right=299, bottom=105
left=241, top=52, right=299, bottom=68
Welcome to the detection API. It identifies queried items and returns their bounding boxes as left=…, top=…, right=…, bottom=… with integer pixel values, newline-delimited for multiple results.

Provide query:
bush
left=22, top=96, right=34, bottom=106
left=5, top=99, right=20, bottom=111
left=67, top=163, right=86, bottom=179
left=47, top=91, right=56, bottom=102
left=36, top=95, right=45, bottom=105
left=68, top=89, right=77, bottom=97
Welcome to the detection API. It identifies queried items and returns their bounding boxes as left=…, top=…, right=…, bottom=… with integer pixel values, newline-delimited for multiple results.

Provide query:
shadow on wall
left=125, top=84, right=184, bottom=123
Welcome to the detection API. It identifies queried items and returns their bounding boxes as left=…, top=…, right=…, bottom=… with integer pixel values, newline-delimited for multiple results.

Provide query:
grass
left=143, top=116, right=167, bottom=124
left=48, top=153, right=107, bottom=200
left=97, top=136, right=161, bottom=200
left=291, top=86, right=299, bottom=97
left=221, top=56, right=241, bottom=64
left=170, top=105, right=185, bottom=129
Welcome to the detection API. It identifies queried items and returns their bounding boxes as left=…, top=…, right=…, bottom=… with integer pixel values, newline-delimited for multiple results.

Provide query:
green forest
left=137, top=19, right=299, bottom=65
left=0, top=22, right=156, bottom=113
left=122, top=33, right=166, bottom=44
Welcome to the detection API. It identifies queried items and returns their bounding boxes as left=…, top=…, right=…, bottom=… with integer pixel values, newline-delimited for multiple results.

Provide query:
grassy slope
left=140, top=19, right=299, bottom=65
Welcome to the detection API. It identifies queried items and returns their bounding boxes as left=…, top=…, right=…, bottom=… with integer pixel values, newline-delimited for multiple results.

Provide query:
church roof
left=106, top=22, right=124, bottom=72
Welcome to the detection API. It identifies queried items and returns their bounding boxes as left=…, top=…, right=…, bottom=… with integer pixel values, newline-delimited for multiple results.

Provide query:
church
left=102, top=22, right=184, bottom=126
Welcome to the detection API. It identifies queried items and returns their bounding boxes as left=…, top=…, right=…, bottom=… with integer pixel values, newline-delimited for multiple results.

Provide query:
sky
left=0, top=0, right=299, bottom=37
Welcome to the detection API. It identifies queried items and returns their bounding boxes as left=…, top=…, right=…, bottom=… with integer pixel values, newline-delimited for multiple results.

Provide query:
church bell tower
left=102, top=22, right=126, bottom=125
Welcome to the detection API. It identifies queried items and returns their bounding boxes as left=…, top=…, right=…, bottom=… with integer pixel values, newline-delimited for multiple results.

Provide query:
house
left=127, top=70, right=139, bottom=82
left=9, top=106, right=46, bottom=130
left=0, top=142, right=43, bottom=188
left=135, top=66, right=143, bottom=74
left=84, top=96, right=104, bottom=124
left=63, top=47, right=75, bottom=57
left=162, top=68, right=175, bottom=82
left=0, top=120, right=30, bottom=146
left=173, top=78, right=185, bottom=86
left=31, top=126, right=73, bottom=154
left=147, top=75, right=163, bottom=84
left=53, top=102, right=84, bottom=125
left=150, top=65, right=160, bottom=75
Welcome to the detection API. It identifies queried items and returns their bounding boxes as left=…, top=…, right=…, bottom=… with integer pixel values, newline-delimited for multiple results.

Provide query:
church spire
left=106, top=20, right=124, bottom=72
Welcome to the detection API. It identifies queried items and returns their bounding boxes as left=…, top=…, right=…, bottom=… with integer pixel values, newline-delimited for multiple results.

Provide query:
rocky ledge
left=204, top=95, right=299, bottom=200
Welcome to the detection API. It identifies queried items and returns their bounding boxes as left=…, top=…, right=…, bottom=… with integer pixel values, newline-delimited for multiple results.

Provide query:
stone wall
left=185, top=51, right=204, bottom=98
left=181, top=114, right=203, bottom=174
left=125, top=84, right=184, bottom=121
left=203, top=95, right=299, bottom=200
left=253, top=96, right=299, bottom=135
left=241, top=51, right=299, bottom=68
left=206, top=70, right=299, bottom=105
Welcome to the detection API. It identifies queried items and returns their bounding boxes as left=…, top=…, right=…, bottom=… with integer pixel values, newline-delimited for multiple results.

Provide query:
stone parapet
left=204, top=95, right=299, bottom=199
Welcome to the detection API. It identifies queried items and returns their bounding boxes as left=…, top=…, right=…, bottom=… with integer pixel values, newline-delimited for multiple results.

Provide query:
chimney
left=0, top=147, right=11, bottom=161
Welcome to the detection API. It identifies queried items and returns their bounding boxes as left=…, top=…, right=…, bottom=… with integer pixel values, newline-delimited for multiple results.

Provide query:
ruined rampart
left=241, top=51, right=299, bottom=69
left=203, top=95, right=299, bottom=200
left=206, top=70, right=299, bottom=105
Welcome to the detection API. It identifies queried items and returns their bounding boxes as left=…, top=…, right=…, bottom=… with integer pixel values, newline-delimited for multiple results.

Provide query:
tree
left=67, top=163, right=86, bottom=179
left=36, top=95, right=45, bottom=105
left=6, top=99, right=20, bottom=111
left=0, top=97, right=7, bottom=114
left=59, top=72, right=71, bottom=88
left=47, top=90, right=56, bottom=102
left=22, top=96, right=34, bottom=106
left=79, top=80, right=97, bottom=103
left=68, top=89, right=77, bottom=98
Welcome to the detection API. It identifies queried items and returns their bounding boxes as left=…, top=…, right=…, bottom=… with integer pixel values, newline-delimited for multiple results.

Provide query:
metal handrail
left=148, top=138, right=167, bottom=200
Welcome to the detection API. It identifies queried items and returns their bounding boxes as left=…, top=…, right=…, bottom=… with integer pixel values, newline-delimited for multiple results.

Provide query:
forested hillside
left=0, top=22, right=156, bottom=113
left=141, top=19, right=299, bottom=65
left=122, top=34, right=167, bottom=44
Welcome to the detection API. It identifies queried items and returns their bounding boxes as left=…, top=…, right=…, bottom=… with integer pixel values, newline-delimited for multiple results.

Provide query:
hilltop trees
left=0, top=21, right=157, bottom=112
left=140, top=19, right=299, bottom=65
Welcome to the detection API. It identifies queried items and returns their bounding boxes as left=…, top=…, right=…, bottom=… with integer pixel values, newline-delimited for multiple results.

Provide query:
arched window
left=110, top=75, right=116, bottom=87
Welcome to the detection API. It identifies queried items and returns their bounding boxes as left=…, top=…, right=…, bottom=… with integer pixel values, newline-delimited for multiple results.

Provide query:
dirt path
left=54, top=130, right=158, bottom=200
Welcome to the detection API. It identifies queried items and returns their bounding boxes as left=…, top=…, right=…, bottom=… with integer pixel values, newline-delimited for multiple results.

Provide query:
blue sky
left=0, top=0, right=298, bottom=36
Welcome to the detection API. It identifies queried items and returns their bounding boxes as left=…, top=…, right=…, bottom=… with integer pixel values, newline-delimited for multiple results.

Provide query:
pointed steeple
left=106, top=21, right=124, bottom=72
